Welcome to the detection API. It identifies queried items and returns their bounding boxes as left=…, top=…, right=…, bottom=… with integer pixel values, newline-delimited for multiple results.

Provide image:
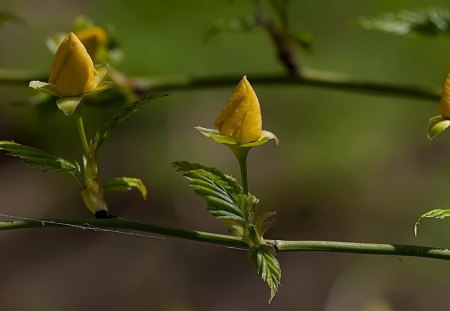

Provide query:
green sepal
left=93, top=64, right=109, bottom=87
left=428, top=115, right=450, bottom=140
left=45, top=33, right=66, bottom=54
left=103, top=177, right=148, bottom=200
left=83, top=65, right=114, bottom=96
left=87, top=81, right=115, bottom=95
left=414, top=208, right=450, bottom=236
left=93, top=93, right=168, bottom=157
left=195, top=126, right=279, bottom=147
left=29, top=81, right=59, bottom=97
left=0, top=141, right=82, bottom=185
left=249, top=244, right=281, bottom=303
left=30, top=64, right=113, bottom=116
left=56, top=97, right=83, bottom=116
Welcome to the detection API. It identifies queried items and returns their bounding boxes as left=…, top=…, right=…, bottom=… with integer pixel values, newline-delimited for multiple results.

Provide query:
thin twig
left=140, top=70, right=440, bottom=101
left=1, top=217, right=449, bottom=260
left=252, top=0, right=299, bottom=75
left=0, top=69, right=441, bottom=101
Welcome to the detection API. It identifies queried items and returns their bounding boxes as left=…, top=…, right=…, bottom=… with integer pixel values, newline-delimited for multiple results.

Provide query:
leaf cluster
left=173, top=160, right=280, bottom=302
left=356, top=8, right=450, bottom=37
left=0, top=95, right=166, bottom=204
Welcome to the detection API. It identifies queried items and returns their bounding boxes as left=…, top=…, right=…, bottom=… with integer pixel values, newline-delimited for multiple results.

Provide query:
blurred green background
left=2, top=0, right=450, bottom=310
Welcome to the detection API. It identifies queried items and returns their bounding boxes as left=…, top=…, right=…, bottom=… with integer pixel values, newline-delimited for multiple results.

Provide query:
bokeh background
left=1, top=0, right=450, bottom=310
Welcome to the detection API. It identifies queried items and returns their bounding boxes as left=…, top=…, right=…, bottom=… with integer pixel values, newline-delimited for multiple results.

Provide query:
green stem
left=1, top=217, right=450, bottom=260
left=273, top=240, right=450, bottom=260
left=75, top=113, right=89, bottom=157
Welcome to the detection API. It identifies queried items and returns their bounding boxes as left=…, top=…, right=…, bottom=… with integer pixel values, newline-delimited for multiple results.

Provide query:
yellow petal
left=75, top=27, right=107, bottom=58
left=49, top=32, right=97, bottom=97
left=215, top=76, right=262, bottom=144
left=440, top=71, right=450, bottom=119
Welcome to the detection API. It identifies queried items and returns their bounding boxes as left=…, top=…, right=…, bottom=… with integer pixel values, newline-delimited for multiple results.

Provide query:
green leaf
left=103, top=177, right=148, bottom=200
left=72, top=15, right=95, bottom=32
left=173, top=161, right=249, bottom=223
left=56, top=97, right=83, bottom=116
left=356, top=8, right=450, bottom=37
left=0, top=141, right=82, bottom=184
left=0, top=12, right=26, bottom=28
left=427, top=115, right=450, bottom=140
left=255, top=211, right=277, bottom=237
left=414, top=208, right=450, bottom=236
left=93, top=93, right=168, bottom=157
left=204, top=17, right=258, bottom=42
left=249, top=244, right=281, bottom=303
left=289, top=31, right=314, bottom=51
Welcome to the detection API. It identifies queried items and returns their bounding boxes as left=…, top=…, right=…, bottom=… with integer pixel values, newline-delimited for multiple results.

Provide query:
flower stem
left=229, top=146, right=251, bottom=193
left=75, top=112, right=89, bottom=157
left=238, top=152, right=249, bottom=194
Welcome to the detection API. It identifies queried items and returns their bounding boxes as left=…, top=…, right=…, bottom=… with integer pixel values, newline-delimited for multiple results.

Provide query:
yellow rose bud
left=215, top=76, right=262, bottom=144
left=49, top=32, right=97, bottom=97
left=75, top=27, right=107, bottom=58
left=440, top=72, right=450, bottom=119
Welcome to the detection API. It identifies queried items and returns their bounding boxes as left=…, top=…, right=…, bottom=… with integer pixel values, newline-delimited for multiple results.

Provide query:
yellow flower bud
left=75, top=27, right=107, bottom=58
left=440, top=72, right=450, bottom=119
left=215, top=76, right=262, bottom=144
left=49, top=32, right=97, bottom=97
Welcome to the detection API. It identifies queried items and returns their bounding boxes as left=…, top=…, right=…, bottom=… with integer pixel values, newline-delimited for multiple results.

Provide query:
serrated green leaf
left=204, top=16, right=258, bottom=42
left=428, top=115, right=450, bottom=140
left=0, top=141, right=82, bottom=184
left=414, top=208, right=450, bottom=236
left=173, top=161, right=243, bottom=194
left=173, top=161, right=250, bottom=223
left=356, top=8, right=450, bottom=37
left=93, top=93, right=168, bottom=157
left=184, top=171, right=245, bottom=221
left=249, top=244, right=281, bottom=303
left=103, top=177, right=148, bottom=200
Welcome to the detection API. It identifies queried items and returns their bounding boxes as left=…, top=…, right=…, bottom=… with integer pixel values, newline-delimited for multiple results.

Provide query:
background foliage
left=1, top=0, right=450, bottom=310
